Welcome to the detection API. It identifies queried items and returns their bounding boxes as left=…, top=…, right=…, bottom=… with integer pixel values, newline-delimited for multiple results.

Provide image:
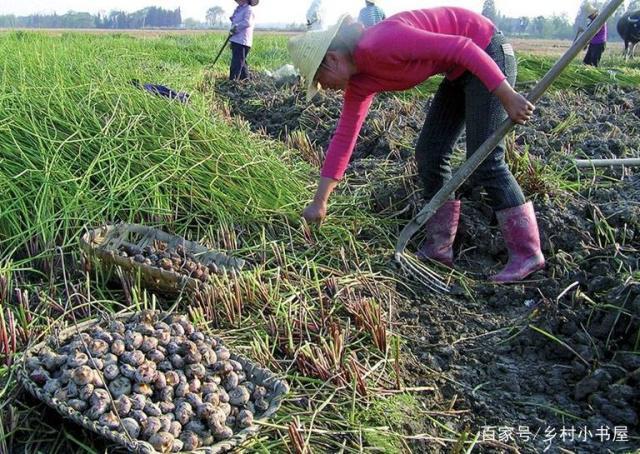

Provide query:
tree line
left=0, top=7, right=182, bottom=29
left=482, top=0, right=640, bottom=40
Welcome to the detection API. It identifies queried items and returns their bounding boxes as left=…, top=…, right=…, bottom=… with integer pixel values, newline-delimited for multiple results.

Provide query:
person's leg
left=584, top=44, right=596, bottom=66
left=464, top=34, right=544, bottom=282
left=464, top=41, right=525, bottom=211
left=593, top=43, right=605, bottom=67
left=239, top=45, right=251, bottom=80
left=230, top=42, right=243, bottom=80
left=414, top=79, right=466, bottom=266
left=415, top=79, right=466, bottom=202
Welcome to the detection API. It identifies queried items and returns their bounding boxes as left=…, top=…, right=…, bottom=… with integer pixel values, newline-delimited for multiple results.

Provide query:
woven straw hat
left=288, top=15, right=349, bottom=101
left=585, top=4, right=598, bottom=16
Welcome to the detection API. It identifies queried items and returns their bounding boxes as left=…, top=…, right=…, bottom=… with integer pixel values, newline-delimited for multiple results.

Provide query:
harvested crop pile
left=118, top=243, right=228, bottom=282
left=23, top=311, right=283, bottom=452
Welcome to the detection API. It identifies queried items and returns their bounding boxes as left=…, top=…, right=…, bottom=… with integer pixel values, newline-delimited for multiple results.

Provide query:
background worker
left=306, top=0, right=325, bottom=30
left=288, top=8, right=545, bottom=283
left=229, top=0, right=258, bottom=80
left=582, top=6, right=608, bottom=67
left=358, top=0, right=386, bottom=28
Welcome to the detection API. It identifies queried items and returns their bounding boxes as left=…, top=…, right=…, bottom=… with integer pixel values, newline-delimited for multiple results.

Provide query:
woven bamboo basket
left=80, top=224, right=245, bottom=294
left=17, top=312, right=289, bottom=454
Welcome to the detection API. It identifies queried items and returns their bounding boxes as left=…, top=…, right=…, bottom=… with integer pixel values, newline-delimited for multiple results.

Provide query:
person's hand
left=302, top=201, right=327, bottom=225
left=494, top=80, right=535, bottom=125
left=303, top=176, right=337, bottom=225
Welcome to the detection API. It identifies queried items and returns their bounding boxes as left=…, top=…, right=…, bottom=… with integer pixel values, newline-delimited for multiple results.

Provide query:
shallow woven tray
left=17, top=312, right=289, bottom=454
left=80, top=224, right=245, bottom=294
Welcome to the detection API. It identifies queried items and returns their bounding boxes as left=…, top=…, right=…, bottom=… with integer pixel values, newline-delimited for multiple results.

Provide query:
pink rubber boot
left=416, top=200, right=461, bottom=268
left=491, top=202, right=545, bottom=282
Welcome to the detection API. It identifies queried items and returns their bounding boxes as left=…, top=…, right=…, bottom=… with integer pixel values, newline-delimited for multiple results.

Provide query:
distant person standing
left=229, top=0, right=259, bottom=80
left=307, top=0, right=325, bottom=30
left=358, top=0, right=386, bottom=28
left=580, top=6, right=607, bottom=67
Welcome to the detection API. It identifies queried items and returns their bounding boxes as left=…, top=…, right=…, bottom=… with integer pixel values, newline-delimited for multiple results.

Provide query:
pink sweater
left=321, top=7, right=507, bottom=180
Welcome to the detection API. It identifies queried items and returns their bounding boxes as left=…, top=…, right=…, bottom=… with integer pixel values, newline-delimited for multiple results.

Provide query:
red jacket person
left=288, top=8, right=545, bottom=282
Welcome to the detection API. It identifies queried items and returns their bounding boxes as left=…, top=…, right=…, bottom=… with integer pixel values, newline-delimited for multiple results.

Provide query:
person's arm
left=320, top=90, right=375, bottom=180
left=302, top=177, right=338, bottom=223
left=493, top=80, right=534, bottom=125
left=303, top=89, right=375, bottom=223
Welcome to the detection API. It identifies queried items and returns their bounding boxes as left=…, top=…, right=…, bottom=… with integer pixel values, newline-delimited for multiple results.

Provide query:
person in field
left=358, top=0, right=386, bottom=28
left=229, top=0, right=258, bottom=80
left=581, top=6, right=608, bottom=67
left=288, top=8, right=545, bottom=283
left=306, top=0, right=325, bottom=30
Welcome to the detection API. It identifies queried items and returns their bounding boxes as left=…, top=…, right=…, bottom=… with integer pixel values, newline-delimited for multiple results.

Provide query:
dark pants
left=584, top=43, right=605, bottom=67
left=230, top=42, right=250, bottom=80
left=415, top=32, right=526, bottom=211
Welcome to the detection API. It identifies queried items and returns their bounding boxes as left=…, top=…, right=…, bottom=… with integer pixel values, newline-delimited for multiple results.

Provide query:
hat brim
left=304, top=14, right=349, bottom=102
left=306, top=80, right=320, bottom=102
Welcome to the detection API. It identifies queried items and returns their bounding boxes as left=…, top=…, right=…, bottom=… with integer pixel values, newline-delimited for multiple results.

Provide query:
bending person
left=288, top=8, right=545, bottom=282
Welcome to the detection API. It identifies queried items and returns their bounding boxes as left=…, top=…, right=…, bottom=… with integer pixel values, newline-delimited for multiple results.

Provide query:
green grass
left=0, top=32, right=306, bottom=253
left=354, top=393, right=424, bottom=452
left=517, top=54, right=640, bottom=90
left=0, top=30, right=413, bottom=453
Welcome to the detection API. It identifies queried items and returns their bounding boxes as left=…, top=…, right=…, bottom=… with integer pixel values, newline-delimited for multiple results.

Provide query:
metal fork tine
left=395, top=252, right=450, bottom=294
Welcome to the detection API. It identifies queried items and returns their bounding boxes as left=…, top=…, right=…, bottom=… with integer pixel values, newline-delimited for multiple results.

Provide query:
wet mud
left=208, top=73, right=640, bottom=453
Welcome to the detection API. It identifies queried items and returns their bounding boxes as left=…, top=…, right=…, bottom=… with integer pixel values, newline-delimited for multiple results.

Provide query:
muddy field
left=208, top=73, right=640, bottom=452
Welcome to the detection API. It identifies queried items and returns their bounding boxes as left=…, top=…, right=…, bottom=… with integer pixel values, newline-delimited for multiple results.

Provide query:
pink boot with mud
left=491, top=201, right=545, bottom=283
left=416, top=200, right=461, bottom=268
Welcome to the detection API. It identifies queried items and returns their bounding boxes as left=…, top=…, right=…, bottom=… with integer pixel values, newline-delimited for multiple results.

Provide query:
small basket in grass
left=17, top=311, right=289, bottom=453
left=80, top=224, right=245, bottom=294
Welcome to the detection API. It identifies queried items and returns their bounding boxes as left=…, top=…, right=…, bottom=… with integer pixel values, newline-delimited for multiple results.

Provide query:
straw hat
left=585, top=4, right=598, bottom=16
left=288, top=15, right=349, bottom=101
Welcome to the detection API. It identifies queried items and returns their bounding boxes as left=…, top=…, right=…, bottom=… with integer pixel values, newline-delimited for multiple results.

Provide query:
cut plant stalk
left=394, top=0, right=626, bottom=290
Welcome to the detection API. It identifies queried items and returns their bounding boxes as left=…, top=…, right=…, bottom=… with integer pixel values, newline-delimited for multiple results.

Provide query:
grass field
left=0, top=30, right=639, bottom=453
